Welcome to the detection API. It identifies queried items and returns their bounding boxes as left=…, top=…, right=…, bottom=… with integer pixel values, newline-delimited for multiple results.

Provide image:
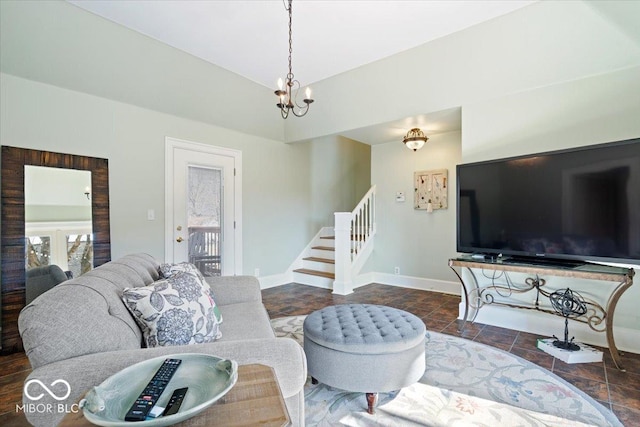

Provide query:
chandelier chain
left=288, top=0, right=293, bottom=80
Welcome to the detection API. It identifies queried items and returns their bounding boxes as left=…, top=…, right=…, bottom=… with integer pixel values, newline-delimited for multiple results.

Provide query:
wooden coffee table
left=59, top=364, right=291, bottom=427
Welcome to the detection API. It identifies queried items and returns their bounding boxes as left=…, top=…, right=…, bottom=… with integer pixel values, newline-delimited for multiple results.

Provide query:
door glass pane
left=67, top=233, right=93, bottom=278
left=26, top=236, right=51, bottom=269
left=187, top=166, right=222, bottom=277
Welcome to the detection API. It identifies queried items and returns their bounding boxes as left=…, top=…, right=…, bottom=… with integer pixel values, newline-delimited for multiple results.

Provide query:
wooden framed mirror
left=1, top=146, right=111, bottom=353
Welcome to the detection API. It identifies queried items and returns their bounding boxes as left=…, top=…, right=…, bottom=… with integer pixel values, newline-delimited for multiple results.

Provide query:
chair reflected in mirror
left=25, top=264, right=69, bottom=305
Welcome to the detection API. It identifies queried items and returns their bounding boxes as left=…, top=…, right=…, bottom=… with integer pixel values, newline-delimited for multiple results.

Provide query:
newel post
left=333, top=212, right=354, bottom=295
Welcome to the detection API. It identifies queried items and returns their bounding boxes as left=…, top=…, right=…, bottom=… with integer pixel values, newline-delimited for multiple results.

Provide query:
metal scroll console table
left=448, top=256, right=635, bottom=371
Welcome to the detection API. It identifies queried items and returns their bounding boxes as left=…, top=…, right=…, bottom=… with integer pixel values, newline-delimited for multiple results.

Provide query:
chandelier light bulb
left=305, top=87, right=311, bottom=100
left=277, top=78, right=283, bottom=90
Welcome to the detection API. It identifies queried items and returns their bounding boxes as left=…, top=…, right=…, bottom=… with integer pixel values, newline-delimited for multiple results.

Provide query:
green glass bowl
left=80, top=353, right=238, bottom=427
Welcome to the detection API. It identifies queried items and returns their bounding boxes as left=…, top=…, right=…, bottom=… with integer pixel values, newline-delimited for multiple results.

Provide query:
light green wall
left=309, top=136, right=371, bottom=230
left=461, top=67, right=640, bottom=164
left=371, top=131, right=461, bottom=282
left=1, top=73, right=312, bottom=276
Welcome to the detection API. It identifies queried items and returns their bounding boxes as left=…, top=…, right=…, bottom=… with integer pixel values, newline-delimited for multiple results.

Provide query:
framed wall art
left=414, top=169, right=448, bottom=212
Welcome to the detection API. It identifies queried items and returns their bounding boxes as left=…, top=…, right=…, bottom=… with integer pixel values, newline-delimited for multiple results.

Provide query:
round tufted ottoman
left=303, top=304, right=426, bottom=414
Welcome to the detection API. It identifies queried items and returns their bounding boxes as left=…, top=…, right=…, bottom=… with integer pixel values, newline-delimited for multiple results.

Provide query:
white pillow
left=122, top=272, right=221, bottom=347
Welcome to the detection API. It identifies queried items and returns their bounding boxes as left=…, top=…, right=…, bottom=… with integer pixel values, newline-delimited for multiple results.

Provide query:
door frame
left=164, top=136, right=243, bottom=274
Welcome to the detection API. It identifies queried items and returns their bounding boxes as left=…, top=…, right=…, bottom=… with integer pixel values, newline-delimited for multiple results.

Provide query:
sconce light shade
left=403, top=128, right=429, bottom=151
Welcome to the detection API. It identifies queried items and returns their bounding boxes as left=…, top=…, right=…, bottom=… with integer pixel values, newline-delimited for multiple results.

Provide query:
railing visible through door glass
left=188, top=226, right=221, bottom=277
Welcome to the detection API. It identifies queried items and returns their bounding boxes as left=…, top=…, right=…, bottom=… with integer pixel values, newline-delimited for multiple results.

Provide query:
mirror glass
left=24, top=166, right=93, bottom=303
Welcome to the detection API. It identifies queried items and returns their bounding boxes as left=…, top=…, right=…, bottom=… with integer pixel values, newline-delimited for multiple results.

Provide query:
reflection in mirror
left=24, top=166, right=93, bottom=303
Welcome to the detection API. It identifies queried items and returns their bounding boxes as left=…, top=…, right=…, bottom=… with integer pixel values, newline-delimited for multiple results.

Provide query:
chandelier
left=274, top=0, right=314, bottom=119
left=402, top=128, right=429, bottom=151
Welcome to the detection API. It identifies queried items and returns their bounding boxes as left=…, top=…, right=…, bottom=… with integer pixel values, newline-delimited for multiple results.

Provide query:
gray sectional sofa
left=18, top=253, right=307, bottom=426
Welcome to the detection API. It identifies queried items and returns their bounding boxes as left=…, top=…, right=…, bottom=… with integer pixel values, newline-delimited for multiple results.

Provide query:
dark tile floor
left=263, top=282, right=640, bottom=426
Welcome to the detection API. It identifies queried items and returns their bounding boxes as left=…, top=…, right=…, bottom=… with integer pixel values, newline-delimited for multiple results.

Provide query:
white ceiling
left=68, top=0, right=536, bottom=90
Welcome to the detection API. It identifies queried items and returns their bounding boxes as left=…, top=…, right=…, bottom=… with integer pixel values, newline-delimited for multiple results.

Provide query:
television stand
left=448, top=255, right=635, bottom=371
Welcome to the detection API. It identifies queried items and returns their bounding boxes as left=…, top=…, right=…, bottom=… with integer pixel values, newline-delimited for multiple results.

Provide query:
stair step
left=293, top=268, right=335, bottom=279
left=320, top=235, right=335, bottom=240
left=303, top=256, right=335, bottom=264
left=312, top=245, right=335, bottom=251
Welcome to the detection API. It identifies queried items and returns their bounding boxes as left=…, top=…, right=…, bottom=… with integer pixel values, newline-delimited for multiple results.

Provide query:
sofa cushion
left=217, top=302, right=276, bottom=341
left=122, top=273, right=221, bottom=347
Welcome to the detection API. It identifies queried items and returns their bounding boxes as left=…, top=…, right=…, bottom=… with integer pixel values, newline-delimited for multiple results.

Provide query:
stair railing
left=334, top=185, right=376, bottom=295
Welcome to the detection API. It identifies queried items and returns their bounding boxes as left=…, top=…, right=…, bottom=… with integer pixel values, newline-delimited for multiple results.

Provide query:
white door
left=165, top=138, right=242, bottom=276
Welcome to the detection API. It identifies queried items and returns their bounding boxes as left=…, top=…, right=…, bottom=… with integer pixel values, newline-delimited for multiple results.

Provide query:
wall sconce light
left=84, top=186, right=91, bottom=200
left=403, top=128, right=429, bottom=151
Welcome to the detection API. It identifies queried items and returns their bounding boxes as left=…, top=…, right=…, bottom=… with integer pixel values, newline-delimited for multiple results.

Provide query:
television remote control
left=124, top=358, right=182, bottom=422
left=162, top=387, right=188, bottom=416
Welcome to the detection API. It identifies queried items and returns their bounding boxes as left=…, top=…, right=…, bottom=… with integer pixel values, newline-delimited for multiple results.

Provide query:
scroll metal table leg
left=449, top=266, right=468, bottom=332
left=449, top=266, right=480, bottom=332
left=605, top=275, right=634, bottom=371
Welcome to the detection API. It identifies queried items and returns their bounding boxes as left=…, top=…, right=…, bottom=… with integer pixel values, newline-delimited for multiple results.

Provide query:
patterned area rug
left=271, top=315, right=623, bottom=427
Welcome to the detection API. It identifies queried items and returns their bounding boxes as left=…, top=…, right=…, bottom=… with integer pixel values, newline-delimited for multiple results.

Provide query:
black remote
left=124, top=358, right=182, bottom=422
left=162, top=387, right=188, bottom=416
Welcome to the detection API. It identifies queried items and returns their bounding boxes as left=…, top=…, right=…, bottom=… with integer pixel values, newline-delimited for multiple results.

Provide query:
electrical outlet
left=254, top=268, right=260, bottom=277
left=394, top=267, right=400, bottom=275
left=147, top=209, right=155, bottom=221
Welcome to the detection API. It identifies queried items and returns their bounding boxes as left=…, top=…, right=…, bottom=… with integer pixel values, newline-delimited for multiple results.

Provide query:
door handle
left=176, top=236, right=184, bottom=243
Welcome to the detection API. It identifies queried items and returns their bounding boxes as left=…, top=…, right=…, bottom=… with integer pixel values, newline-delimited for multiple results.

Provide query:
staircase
left=293, top=234, right=336, bottom=288
left=292, top=185, right=376, bottom=293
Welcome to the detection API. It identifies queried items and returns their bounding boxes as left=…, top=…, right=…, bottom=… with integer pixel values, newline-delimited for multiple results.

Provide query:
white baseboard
left=463, top=303, right=640, bottom=354
left=367, top=272, right=460, bottom=295
left=258, top=272, right=292, bottom=290
left=258, top=271, right=461, bottom=295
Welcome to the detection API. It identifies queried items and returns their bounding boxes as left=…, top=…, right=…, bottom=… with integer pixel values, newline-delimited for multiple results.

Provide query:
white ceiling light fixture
left=274, top=0, right=314, bottom=119
left=403, top=128, right=429, bottom=151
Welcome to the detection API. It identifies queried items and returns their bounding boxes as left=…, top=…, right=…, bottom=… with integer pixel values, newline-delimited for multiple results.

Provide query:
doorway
left=165, top=137, right=242, bottom=276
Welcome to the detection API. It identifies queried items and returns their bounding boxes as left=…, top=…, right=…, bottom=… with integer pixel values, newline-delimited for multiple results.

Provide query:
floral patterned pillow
left=122, top=272, right=222, bottom=347
left=159, top=262, right=222, bottom=323
left=159, top=262, right=208, bottom=286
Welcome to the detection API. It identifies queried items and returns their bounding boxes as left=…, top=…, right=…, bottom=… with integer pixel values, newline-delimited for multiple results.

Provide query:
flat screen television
left=456, top=138, right=640, bottom=265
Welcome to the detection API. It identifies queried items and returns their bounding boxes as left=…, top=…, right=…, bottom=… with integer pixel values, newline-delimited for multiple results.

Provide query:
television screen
left=456, top=138, right=640, bottom=264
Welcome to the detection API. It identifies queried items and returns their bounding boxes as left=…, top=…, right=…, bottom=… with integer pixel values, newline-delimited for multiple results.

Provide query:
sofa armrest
left=205, top=275, right=262, bottom=305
